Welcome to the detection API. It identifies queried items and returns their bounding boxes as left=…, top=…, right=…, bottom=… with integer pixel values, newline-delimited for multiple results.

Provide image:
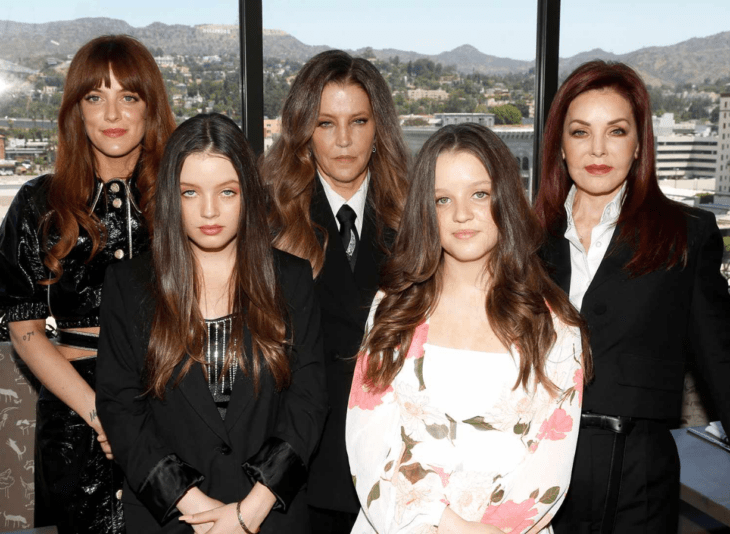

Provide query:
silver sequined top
left=205, top=315, right=238, bottom=419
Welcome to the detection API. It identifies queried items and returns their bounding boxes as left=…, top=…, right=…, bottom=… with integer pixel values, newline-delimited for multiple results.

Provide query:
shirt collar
left=318, top=171, right=370, bottom=224
left=564, top=181, right=626, bottom=229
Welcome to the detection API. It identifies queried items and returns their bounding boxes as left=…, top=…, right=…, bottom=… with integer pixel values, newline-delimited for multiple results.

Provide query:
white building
left=652, top=113, right=718, bottom=180
left=435, top=113, right=495, bottom=128
left=655, top=135, right=717, bottom=180
left=716, top=93, right=730, bottom=199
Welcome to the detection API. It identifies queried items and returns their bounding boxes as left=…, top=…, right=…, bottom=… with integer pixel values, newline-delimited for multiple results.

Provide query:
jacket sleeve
left=687, top=213, right=730, bottom=434
left=242, top=256, right=327, bottom=511
left=96, top=262, right=204, bottom=525
left=0, top=178, right=51, bottom=325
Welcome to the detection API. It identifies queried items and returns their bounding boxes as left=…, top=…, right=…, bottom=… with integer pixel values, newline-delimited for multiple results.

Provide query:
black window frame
left=239, top=0, right=562, bottom=194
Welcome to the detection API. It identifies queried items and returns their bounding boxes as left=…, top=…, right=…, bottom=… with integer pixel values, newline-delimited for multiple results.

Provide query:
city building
left=716, top=93, right=730, bottom=199
left=652, top=113, right=718, bottom=180
left=435, top=112, right=495, bottom=128
left=655, top=135, right=717, bottom=180
left=406, top=88, right=449, bottom=101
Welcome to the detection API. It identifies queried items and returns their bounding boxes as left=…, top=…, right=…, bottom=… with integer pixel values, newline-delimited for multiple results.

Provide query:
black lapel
left=223, top=329, right=256, bottom=432
left=176, top=361, right=231, bottom=446
left=310, top=178, right=364, bottom=324
left=353, top=200, right=381, bottom=292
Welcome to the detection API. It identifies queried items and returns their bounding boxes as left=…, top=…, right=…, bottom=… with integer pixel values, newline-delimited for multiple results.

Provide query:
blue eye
left=181, top=190, right=196, bottom=197
left=473, top=191, right=489, bottom=199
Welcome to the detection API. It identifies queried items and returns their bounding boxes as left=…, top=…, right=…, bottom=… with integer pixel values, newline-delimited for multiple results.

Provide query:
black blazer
left=96, top=251, right=327, bottom=533
left=541, top=206, right=730, bottom=430
left=306, top=178, right=392, bottom=513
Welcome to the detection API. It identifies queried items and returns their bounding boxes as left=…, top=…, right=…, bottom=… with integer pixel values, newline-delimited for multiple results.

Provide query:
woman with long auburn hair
left=96, top=113, right=327, bottom=534
left=261, top=50, right=410, bottom=530
left=535, top=61, right=730, bottom=533
left=0, top=34, right=175, bottom=533
left=346, top=123, right=591, bottom=534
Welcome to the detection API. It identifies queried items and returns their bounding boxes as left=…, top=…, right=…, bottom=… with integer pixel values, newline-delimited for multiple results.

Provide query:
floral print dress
left=346, top=298, right=584, bottom=534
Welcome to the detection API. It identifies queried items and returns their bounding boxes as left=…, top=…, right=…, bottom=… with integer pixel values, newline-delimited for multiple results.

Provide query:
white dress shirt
left=318, top=172, right=369, bottom=236
left=564, top=182, right=626, bottom=311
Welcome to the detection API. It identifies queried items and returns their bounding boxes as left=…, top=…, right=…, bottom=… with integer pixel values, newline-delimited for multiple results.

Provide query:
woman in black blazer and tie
left=262, top=50, right=410, bottom=533
left=535, top=61, right=730, bottom=534
left=96, top=113, right=327, bottom=533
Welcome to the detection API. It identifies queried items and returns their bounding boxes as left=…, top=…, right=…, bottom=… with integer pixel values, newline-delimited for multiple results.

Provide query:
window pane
left=560, top=0, right=730, bottom=222
left=262, top=1, right=537, bottom=191
left=0, top=5, right=242, bottom=221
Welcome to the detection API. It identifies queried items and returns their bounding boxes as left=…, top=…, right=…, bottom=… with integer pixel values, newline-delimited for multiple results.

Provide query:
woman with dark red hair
left=0, top=35, right=175, bottom=532
left=535, top=60, right=730, bottom=533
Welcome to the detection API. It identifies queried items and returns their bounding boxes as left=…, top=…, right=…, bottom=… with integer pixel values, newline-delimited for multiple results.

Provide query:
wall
left=0, top=343, right=39, bottom=532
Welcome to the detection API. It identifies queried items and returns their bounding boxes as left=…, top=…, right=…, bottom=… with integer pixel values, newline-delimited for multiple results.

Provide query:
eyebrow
left=568, top=118, right=631, bottom=126
left=317, top=109, right=372, bottom=119
left=434, top=179, right=492, bottom=192
left=179, top=179, right=239, bottom=187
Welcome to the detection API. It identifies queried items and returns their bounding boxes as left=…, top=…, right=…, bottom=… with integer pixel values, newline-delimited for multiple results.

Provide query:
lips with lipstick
left=199, top=225, right=223, bottom=235
left=585, top=164, right=613, bottom=175
left=103, top=128, right=127, bottom=138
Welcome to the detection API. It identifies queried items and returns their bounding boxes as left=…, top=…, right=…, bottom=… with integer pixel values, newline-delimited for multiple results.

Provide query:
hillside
left=0, top=18, right=728, bottom=85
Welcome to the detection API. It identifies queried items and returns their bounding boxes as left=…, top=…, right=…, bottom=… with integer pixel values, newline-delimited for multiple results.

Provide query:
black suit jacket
left=96, top=251, right=327, bottom=533
left=541, top=206, right=730, bottom=430
left=306, top=178, right=392, bottom=513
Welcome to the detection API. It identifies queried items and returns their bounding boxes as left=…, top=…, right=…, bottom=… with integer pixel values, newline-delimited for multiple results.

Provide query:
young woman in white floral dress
left=346, top=123, right=592, bottom=534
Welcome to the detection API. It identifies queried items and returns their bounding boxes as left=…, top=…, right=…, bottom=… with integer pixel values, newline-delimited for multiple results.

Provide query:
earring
left=372, top=144, right=376, bottom=153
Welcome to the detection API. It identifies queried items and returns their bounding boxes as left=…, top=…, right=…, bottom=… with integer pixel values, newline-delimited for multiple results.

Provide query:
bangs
left=70, top=40, right=150, bottom=101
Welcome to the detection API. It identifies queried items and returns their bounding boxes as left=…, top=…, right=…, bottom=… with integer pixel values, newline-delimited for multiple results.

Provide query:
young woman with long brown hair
left=346, top=123, right=591, bottom=534
left=96, top=113, right=327, bottom=534
left=535, top=60, right=730, bottom=533
left=0, top=35, right=175, bottom=533
left=261, top=50, right=410, bottom=531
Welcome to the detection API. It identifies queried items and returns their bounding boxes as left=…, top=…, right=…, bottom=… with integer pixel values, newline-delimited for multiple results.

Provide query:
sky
left=2, top=0, right=728, bottom=61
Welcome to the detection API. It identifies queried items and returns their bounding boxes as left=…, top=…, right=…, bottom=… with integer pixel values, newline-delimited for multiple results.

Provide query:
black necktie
left=336, top=204, right=359, bottom=272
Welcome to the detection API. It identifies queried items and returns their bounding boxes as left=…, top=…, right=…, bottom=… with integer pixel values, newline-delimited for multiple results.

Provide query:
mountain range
left=0, top=18, right=729, bottom=86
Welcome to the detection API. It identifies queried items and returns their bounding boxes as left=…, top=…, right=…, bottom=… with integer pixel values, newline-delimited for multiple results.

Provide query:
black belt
left=580, top=412, right=634, bottom=534
left=580, top=412, right=636, bottom=434
left=57, top=330, right=99, bottom=351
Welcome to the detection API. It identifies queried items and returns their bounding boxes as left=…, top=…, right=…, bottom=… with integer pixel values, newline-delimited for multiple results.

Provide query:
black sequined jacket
left=0, top=173, right=148, bottom=338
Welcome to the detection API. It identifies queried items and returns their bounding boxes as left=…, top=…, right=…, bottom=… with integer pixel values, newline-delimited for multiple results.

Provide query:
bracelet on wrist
left=236, top=500, right=259, bottom=534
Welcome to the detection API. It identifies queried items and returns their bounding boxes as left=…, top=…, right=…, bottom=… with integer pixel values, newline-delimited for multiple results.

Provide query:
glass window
left=1, top=2, right=242, bottom=222
left=262, top=0, right=538, bottom=191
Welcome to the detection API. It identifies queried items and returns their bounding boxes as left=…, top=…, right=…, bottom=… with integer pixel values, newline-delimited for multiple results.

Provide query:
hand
left=96, top=430, right=114, bottom=460
left=181, top=483, right=276, bottom=533
left=180, top=503, right=241, bottom=534
left=87, top=416, right=114, bottom=460
left=177, top=487, right=225, bottom=533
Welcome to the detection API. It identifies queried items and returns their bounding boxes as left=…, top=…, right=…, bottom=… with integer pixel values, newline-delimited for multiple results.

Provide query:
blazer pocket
left=617, top=353, right=685, bottom=392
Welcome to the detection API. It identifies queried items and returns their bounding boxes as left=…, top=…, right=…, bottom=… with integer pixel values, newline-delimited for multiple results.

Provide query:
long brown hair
left=146, top=114, right=290, bottom=399
left=262, top=50, right=409, bottom=276
left=43, top=34, right=176, bottom=282
left=363, top=123, right=591, bottom=393
left=534, top=60, right=687, bottom=275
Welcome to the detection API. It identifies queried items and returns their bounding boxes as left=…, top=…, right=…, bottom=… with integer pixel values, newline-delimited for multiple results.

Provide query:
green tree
left=491, top=104, right=522, bottom=125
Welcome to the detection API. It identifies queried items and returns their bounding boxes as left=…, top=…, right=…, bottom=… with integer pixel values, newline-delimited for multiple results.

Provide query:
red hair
left=534, top=60, right=687, bottom=275
left=43, top=35, right=176, bottom=282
